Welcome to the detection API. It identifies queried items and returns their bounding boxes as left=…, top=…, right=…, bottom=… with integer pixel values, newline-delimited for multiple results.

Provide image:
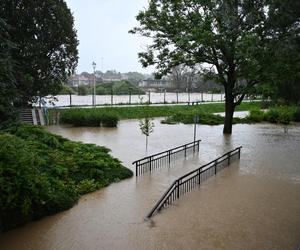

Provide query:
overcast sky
left=65, top=0, right=154, bottom=74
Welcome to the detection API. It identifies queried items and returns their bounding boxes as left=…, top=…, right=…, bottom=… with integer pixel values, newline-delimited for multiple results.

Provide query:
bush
left=248, top=108, right=265, bottom=122
left=292, top=107, right=300, bottom=122
left=60, top=109, right=119, bottom=127
left=267, top=108, right=280, bottom=123
left=163, top=111, right=224, bottom=125
left=0, top=124, right=133, bottom=231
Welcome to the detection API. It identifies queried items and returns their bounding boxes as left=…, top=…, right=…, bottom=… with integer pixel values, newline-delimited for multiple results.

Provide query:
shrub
left=267, top=108, right=280, bottom=123
left=0, top=124, right=133, bottom=231
left=292, top=107, right=300, bottom=122
left=248, top=108, right=265, bottom=122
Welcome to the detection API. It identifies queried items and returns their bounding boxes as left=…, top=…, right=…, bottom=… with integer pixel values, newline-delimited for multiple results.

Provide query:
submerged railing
left=132, top=140, right=201, bottom=176
left=146, top=146, right=242, bottom=218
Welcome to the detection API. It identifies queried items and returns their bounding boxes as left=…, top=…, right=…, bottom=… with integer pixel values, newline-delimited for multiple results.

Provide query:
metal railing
left=133, top=140, right=201, bottom=176
left=146, top=146, right=242, bottom=218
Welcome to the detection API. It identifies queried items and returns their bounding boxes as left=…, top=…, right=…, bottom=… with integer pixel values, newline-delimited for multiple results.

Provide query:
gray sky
left=65, top=0, right=154, bottom=74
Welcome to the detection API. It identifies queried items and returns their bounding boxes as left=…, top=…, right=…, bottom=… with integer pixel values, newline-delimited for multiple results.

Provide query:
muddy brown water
left=1, top=120, right=299, bottom=250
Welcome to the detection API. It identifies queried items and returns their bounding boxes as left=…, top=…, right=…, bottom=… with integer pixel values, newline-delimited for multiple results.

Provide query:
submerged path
left=0, top=120, right=299, bottom=250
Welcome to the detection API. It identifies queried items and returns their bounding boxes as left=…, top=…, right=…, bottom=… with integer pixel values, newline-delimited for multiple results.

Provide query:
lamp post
left=92, top=61, right=96, bottom=106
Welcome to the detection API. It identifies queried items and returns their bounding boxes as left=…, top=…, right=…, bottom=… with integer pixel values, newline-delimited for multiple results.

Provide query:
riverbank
left=0, top=124, right=133, bottom=231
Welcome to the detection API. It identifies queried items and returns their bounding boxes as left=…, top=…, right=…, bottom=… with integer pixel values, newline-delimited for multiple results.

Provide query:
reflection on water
left=0, top=121, right=299, bottom=250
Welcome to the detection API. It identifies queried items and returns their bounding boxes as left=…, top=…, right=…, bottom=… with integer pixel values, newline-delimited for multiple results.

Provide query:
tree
left=130, top=0, right=299, bottom=133
left=139, top=116, right=154, bottom=150
left=0, top=0, right=78, bottom=106
left=258, top=1, right=300, bottom=104
left=0, top=18, right=17, bottom=126
left=170, top=65, right=197, bottom=91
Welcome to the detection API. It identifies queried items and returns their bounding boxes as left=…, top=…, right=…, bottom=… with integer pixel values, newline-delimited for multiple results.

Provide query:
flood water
left=1, top=120, right=299, bottom=250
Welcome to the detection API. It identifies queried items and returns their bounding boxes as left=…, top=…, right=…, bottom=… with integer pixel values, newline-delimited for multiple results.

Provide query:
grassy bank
left=58, top=102, right=261, bottom=126
left=0, top=124, right=133, bottom=231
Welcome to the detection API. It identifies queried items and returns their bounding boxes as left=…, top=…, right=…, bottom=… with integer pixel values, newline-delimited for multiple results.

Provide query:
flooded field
left=0, top=120, right=299, bottom=250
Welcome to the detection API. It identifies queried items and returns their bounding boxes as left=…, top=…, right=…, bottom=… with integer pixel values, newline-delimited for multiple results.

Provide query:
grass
left=0, top=124, right=133, bottom=231
left=57, top=102, right=261, bottom=126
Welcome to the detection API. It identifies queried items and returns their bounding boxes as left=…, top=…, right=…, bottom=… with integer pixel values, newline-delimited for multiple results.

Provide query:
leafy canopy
left=130, top=0, right=299, bottom=103
left=0, top=0, right=78, bottom=105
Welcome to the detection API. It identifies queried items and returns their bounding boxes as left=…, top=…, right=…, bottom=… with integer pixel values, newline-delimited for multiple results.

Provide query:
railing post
left=197, top=140, right=200, bottom=151
left=168, top=150, right=171, bottom=164
left=177, top=180, right=180, bottom=198
left=238, top=148, right=241, bottom=159
left=149, top=157, right=152, bottom=172
left=214, top=160, right=217, bottom=174
left=184, top=145, right=187, bottom=157
left=228, top=153, right=231, bottom=165
left=198, top=170, right=201, bottom=185
left=136, top=162, right=138, bottom=177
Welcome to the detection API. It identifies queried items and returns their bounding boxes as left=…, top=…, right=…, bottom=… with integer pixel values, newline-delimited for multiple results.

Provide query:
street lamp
left=92, top=61, right=96, bottom=106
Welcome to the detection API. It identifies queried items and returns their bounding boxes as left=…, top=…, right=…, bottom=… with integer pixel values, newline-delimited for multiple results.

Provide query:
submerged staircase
left=19, top=108, right=45, bottom=125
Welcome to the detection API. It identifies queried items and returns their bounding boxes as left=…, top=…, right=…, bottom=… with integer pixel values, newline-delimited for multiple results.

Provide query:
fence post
left=177, top=180, right=180, bottom=198
left=198, top=170, right=201, bottom=185
left=69, top=93, right=72, bottom=107
left=136, top=162, right=138, bottom=177
left=149, top=157, right=152, bottom=172
left=164, top=89, right=166, bottom=103
left=184, top=145, right=187, bottom=157
left=148, top=91, right=151, bottom=103
left=238, top=148, right=241, bottom=159
left=168, top=150, right=171, bottom=164
left=201, top=92, right=203, bottom=102
left=176, top=91, right=179, bottom=103
left=129, top=91, right=131, bottom=104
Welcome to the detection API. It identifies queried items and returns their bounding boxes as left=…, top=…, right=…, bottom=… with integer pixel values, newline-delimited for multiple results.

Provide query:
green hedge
left=60, top=109, right=119, bottom=127
left=0, top=124, right=132, bottom=231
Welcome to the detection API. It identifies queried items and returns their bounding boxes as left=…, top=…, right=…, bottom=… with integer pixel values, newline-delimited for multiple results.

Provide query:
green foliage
left=77, top=85, right=89, bottom=95
left=248, top=108, right=265, bottom=122
left=0, top=124, right=132, bottom=231
left=0, top=18, right=17, bottom=127
left=130, top=0, right=299, bottom=133
left=293, top=107, right=300, bottom=122
left=163, top=111, right=225, bottom=125
left=58, top=102, right=260, bottom=125
left=60, top=109, right=119, bottom=127
left=139, top=117, right=154, bottom=137
left=247, top=106, right=299, bottom=124
left=59, top=85, right=76, bottom=95
left=0, top=0, right=78, bottom=105
left=96, top=80, right=145, bottom=95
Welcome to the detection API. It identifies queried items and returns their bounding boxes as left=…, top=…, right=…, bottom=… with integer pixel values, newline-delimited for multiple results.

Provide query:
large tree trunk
left=223, top=92, right=235, bottom=134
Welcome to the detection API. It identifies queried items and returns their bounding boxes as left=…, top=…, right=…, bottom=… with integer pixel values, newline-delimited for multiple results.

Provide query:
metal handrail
left=133, top=140, right=201, bottom=176
left=146, top=146, right=242, bottom=218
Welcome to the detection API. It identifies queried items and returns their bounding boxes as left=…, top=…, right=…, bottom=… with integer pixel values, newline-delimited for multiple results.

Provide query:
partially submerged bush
left=248, top=108, right=265, bottom=122
left=0, top=124, right=132, bottom=231
left=60, top=109, right=119, bottom=127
